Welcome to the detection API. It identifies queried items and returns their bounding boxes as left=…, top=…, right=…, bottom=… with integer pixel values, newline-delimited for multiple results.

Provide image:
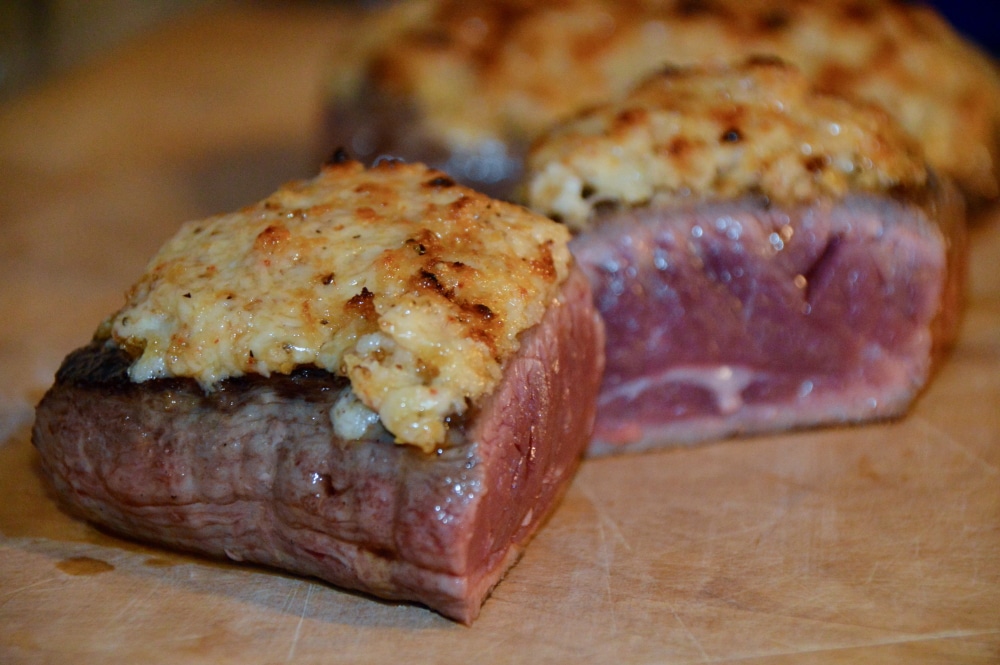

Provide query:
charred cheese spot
left=756, top=8, right=790, bottom=32
left=720, top=128, right=743, bottom=143
left=107, top=160, right=570, bottom=451
left=424, top=175, right=456, bottom=187
left=345, top=287, right=377, bottom=319
left=254, top=224, right=291, bottom=252
left=325, top=146, right=352, bottom=165
left=674, top=0, right=725, bottom=19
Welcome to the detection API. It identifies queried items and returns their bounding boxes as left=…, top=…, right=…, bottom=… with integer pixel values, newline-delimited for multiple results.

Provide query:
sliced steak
left=524, top=60, right=967, bottom=454
left=32, top=267, right=604, bottom=624
left=572, top=189, right=964, bottom=455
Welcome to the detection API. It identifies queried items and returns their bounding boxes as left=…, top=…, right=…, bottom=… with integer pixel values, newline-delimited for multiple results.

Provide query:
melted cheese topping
left=525, top=59, right=928, bottom=230
left=108, top=160, right=571, bottom=451
left=357, top=0, right=1000, bottom=198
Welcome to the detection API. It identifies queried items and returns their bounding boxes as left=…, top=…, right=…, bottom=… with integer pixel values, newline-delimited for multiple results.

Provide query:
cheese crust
left=354, top=0, right=1000, bottom=198
left=525, top=58, right=929, bottom=230
left=107, top=160, right=571, bottom=450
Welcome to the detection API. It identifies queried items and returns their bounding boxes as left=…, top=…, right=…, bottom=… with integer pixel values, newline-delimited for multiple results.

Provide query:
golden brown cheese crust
left=107, top=160, right=571, bottom=450
left=358, top=0, right=1000, bottom=199
left=525, top=58, right=929, bottom=230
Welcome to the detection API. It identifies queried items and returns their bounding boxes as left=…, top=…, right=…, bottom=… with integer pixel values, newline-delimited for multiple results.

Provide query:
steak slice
left=524, top=59, right=967, bottom=455
left=32, top=267, right=604, bottom=624
left=572, top=189, right=964, bottom=455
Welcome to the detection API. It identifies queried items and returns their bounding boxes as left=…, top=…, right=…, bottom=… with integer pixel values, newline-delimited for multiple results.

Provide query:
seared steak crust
left=33, top=267, right=604, bottom=623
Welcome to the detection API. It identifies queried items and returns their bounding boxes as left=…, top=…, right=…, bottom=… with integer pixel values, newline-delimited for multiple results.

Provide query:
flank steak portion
left=525, top=60, right=964, bottom=454
left=33, top=161, right=605, bottom=623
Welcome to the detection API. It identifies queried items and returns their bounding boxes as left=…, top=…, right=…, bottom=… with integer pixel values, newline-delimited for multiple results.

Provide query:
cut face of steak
left=572, top=189, right=964, bottom=455
left=32, top=267, right=604, bottom=624
left=523, top=60, right=967, bottom=455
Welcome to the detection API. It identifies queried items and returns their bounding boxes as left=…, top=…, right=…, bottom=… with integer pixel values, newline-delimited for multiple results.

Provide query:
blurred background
left=1, top=0, right=998, bottom=102
left=0, top=0, right=217, bottom=101
left=0, top=1, right=375, bottom=101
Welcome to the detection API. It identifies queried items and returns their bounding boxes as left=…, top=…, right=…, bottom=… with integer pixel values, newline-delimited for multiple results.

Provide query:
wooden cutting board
left=1, top=6, right=998, bottom=663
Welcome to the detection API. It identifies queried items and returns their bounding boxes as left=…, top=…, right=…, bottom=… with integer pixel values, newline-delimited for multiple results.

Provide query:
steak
left=32, top=266, right=604, bottom=624
left=323, top=0, right=1000, bottom=201
left=325, top=84, right=527, bottom=201
left=523, top=59, right=967, bottom=454
left=572, top=189, right=964, bottom=455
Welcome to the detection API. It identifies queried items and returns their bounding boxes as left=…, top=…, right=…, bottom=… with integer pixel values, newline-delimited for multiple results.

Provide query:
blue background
left=929, top=1, right=1000, bottom=56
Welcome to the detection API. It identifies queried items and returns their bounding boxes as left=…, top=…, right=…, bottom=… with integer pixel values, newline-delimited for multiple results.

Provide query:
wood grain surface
left=1, top=6, right=998, bottom=664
